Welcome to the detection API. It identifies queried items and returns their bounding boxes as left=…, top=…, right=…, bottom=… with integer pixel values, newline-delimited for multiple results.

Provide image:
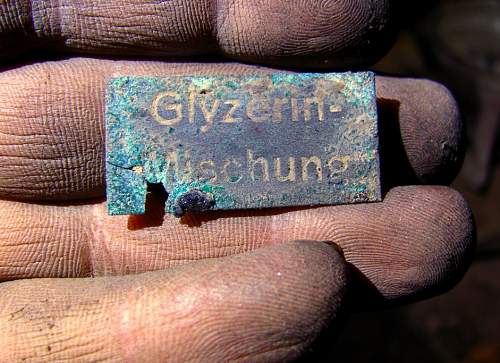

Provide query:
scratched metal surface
left=106, top=72, right=381, bottom=216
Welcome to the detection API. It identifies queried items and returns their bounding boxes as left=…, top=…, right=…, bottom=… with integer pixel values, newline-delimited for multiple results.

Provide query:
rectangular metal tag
left=106, top=72, right=381, bottom=217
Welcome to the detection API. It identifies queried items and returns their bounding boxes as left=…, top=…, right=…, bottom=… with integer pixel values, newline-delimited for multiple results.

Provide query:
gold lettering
left=304, top=97, right=325, bottom=122
left=222, top=159, right=242, bottom=183
left=247, top=97, right=270, bottom=123
left=188, top=92, right=196, bottom=123
left=327, top=156, right=349, bottom=179
left=182, top=150, right=192, bottom=182
left=200, top=97, right=220, bottom=133
left=291, top=98, right=299, bottom=122
left=274, top=157, right=296, bottom=182
left=272, top=98, right=288, bottom=123
left=165, top=150, right=192, bottom=182
left=247, top=149, right=270, bottom=182
left=198, top=160, right=217, bottom=183
left=151, top=91, right=183, bottom=126
left=301, top=156, right=323, bottom=182
left=222, top=99, right=242, bottom=123
left=165, top=151, right=179, bottom=178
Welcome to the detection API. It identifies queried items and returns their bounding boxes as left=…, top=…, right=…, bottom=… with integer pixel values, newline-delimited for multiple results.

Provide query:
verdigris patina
left=106, top=72, right=381, bottom=217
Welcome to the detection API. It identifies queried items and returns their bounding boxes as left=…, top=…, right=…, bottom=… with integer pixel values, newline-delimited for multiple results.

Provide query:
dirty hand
left=0, top=1, right=475, bottom=361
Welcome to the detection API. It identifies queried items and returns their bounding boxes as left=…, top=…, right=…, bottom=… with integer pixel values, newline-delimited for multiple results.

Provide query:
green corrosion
left=106, top=71, right=380, bottom=217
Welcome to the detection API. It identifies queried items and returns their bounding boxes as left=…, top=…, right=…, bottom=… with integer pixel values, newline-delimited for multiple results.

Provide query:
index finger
left=0, top=0, right=394, bottom=68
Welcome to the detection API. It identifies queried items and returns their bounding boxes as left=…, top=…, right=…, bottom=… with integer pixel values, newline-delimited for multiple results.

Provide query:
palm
left=0, top=1, right=474, bottom=361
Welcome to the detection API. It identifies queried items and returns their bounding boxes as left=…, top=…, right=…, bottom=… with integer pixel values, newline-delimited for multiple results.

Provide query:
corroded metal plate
left=106, top=72, right=381, bottom=217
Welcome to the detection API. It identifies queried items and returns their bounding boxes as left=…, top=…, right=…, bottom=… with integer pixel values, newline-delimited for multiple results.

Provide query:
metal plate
left=106, top=72, right=381, bottom=217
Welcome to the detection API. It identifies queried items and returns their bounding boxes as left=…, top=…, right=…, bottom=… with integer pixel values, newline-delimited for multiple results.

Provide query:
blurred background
left=332, top=0, right=500, bottom=362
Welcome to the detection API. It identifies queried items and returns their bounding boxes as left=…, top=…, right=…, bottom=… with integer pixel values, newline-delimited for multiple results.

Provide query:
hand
left=0, top=1, right=475, bottom=361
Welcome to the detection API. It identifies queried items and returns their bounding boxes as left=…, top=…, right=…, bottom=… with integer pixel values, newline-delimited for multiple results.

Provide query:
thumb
left=0, top=240, right=350, bottom=362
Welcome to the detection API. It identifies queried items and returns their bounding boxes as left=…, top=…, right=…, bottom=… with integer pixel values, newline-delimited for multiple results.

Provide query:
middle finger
left=0, top=58, right=463, bottom=201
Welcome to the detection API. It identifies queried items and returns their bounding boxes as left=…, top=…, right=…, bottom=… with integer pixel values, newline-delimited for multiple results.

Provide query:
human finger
left=0, top=59, right=463, bottom=201
left=0, top=186, right=475, bottom=304
left=0, top=240, right=349, bottom=362
left=0, top=0, right=394, bottom=68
